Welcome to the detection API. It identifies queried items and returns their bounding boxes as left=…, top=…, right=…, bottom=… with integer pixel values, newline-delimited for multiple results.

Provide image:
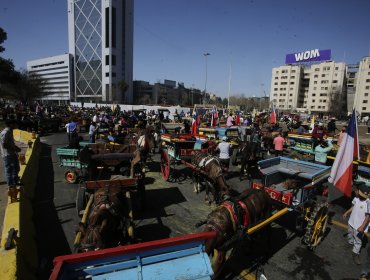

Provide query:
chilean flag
left=269, top=103, right=277, bottom=124
left=235, top=112, right=241, bottom=126
left=191, top=111, right=197, bottom=135
left=328, top=109, right=359, bottom=197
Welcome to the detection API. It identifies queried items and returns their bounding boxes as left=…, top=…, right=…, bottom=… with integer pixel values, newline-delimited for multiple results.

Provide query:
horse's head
left=203, top=206, right=234, bottom=256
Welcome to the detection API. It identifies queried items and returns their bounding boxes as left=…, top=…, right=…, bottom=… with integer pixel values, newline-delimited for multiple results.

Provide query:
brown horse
left=239, top=140, right=262, bottom=181
left=191, top=151, right=232, bottom=204
left=77, top=186, right=131, bottom=252
left=201, top=188, right=272, bottom=274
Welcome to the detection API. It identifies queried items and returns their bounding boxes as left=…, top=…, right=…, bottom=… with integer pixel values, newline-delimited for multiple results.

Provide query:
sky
left=1, top=0, right=370, bottom=99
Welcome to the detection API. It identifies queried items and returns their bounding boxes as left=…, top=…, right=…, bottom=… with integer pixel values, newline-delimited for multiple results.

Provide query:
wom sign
left=285, top=49, right=331, bottom=64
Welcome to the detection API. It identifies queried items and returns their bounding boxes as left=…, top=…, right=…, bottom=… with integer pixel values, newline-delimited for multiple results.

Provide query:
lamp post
left=203, top=53, right=210, bottom=104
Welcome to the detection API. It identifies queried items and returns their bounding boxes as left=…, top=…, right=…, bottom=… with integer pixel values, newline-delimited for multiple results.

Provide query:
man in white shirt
left=215, top=136, right=231, bottom=172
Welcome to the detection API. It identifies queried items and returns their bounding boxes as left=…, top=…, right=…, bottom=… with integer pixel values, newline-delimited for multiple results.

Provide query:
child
left=343, top=182, right=370, bottom=265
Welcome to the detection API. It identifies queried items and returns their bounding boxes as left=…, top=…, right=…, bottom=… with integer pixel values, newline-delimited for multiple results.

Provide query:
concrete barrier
left=0, top=134, right=41, bottom=280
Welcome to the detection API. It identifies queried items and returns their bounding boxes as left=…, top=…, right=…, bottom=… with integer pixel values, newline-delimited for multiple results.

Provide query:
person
left=312, top=122, right=326, bottom=148
left=314, top=139, right=333, bottom=164
left=273, top=133, right=285, bottom=157
left=226, top=113, right=234, bottom=127
left=343, top=182, right=370, bottom=265
left=215, top=136, right=231, bottom=173
left=337, top=126, right=347, bottom=146
left=327, top=118, right=337, bottom=135
left=297, top=122, right=308, bottom=134
left=67, top=118, right=79, bottom=148
left=88, top=122, right=99, bottom=143
left=0, top=119, right=21, bottom=203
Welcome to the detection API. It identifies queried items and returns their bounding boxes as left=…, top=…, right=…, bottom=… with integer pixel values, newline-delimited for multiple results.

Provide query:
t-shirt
left=273, top=136, right=285, bottom=151
left=349, top=197, right=370, bottom=230
left=226, top=116, right=234, bottom=127
left=217, top=142, right=231, bottom=159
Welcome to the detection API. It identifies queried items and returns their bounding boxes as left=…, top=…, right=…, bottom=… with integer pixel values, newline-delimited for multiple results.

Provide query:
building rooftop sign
left=285, top=49, right=331, bottom=64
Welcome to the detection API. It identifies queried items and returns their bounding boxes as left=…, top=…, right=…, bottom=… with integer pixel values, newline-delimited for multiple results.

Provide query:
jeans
left=3, top=154, right=20, bottom=186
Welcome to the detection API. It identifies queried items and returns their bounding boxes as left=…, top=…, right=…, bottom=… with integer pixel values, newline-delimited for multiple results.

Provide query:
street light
left=203, top=53, right=210, bottom=104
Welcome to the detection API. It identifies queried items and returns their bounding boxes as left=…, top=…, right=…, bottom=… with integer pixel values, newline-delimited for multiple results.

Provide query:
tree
left=328, top=89, right=347, bottom=119
left=0, top=27, right=7, bottom=53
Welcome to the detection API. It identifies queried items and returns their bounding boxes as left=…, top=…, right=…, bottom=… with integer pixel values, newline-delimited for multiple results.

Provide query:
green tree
left=328, top=89, right=347, bottom=119
left=0, top=27, right=7, bottom=53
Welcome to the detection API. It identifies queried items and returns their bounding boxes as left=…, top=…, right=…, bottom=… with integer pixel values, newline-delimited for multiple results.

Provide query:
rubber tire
left=65, top=169, right=78, bottom=184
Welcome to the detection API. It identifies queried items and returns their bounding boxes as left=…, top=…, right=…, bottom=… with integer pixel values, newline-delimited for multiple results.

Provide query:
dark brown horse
left=191, top=151, right=231, bottom=204
left=77, top=186, right=131, bottom=252
left=239, top=140, right=261, bottom=181
left=201, top=188, right=272, bottom=274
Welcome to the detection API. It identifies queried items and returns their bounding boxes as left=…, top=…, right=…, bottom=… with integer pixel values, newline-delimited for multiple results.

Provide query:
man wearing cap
left=343, top=182, right=370, bottom=265
left=311, top=122, right=327, bottom=148
left=215, top=136, right=231, bottom=173
left=0, top=119, right=21, bottom=202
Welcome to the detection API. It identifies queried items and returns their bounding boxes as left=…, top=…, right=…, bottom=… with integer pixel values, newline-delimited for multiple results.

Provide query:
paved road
left=30, top=131, right=365, bottom=280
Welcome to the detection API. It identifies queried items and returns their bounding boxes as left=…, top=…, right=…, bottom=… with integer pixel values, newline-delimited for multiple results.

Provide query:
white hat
left=318, top=122, right=323, bottom=126
left=222, top=136, right=227, bottom=141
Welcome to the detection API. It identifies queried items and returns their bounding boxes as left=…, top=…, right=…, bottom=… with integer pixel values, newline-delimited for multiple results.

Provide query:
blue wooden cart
left=253, top=157, right=331, bottom=250
left=50, top=232, right=216, bottom=280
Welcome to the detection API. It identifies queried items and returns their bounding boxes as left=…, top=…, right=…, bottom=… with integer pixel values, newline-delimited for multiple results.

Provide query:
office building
left=67, top=0, right=133, bottom=104
left=27, top=54, right=74, bottom=103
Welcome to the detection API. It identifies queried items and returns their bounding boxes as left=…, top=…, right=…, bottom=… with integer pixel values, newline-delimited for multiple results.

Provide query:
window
left=364, top=100, right=368, bottom=104
left=275, top=77, right=279, bottom=80
left=105, top=55, right=109, bottom=65
left=312, top=94, right=316, bottom=96
left=315, top=68, right=319, bottom=71
left=322, top=106, right=325, bottom=109
left=105, top=7, right=109, bottom=48
left=366, top=79, right=370, bottom=83
left=312, top=99, right=315, bottom=102
left=281, top=82, right=287, bottom=85
left=274, top=82, right=278, bottom=85
left=273, top=94, right=278, bottom=96
left=333, top=80, right=338, bottom=84
left=314, top=81, right=318, bottom=84
left=323, top=100, right=327, bottom=103
left=314, top=75, right=318, bottom=78
left=321, top=74, right=326, bottom=77
left=363, top=107, right=367, bottom=110
left=365, top=93, right=369, bottom=97
left=289, top=99, right=293, bottom=102
left=292, top=70, right=296, bottom=73
left=290, top=94, right=293, bottom=96
left=105, top=72, right=109, bottom=77
left=112, top=7, right=116, bottom=48
left=311, top=106, right=315, bottom=109
left=335, top=67, right=339, bottom=70
left=282, top=70, right=287, bottom=73
left=366, top=86, right=370, bottom=89
left=290, top=82, right=294, bottom=85
left=274, top=88, right=278, bottom=91
left=275, top=71, right=279, bottom=74
left=291, top=76, right=295, bottom=79
left=313, top=87, right=317, bottom=90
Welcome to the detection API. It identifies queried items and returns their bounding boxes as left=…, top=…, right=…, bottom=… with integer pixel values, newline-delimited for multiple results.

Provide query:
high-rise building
left=27, top=54, right=74, bottom=103
left=353, top=57, right=370, bottom=115
left=270, top=61, right=347, bottom=113
left=67, top=0, right=133, bottom=104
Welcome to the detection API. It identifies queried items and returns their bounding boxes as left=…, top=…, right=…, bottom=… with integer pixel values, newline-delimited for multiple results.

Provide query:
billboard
left=285, top=49, right=331, bottom=64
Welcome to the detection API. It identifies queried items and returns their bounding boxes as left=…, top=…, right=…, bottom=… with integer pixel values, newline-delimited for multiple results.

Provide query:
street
left=28, top=130, right=364, bottom=280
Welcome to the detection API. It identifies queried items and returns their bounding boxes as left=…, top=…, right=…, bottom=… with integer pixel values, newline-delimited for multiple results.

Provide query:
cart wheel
left=160, top=149, right=171, bottom=181
left=76, top=184, right=87, bottom=217
left=65, top=169, right=78, bottom=184
left=231, top=149, right=238, bottom=166
left=303, top=202, right=329, bottom=250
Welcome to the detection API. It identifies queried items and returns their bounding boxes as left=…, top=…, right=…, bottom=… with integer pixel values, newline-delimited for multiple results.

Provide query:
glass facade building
left=68, top=0, right=133, bottom=103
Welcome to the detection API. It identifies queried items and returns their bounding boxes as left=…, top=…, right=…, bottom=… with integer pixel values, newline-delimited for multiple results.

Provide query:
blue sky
left=1, top=0, right=370, bottom=99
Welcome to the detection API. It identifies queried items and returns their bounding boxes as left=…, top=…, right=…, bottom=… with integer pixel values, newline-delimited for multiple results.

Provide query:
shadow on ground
left=33, top=143, right=70, bottom=280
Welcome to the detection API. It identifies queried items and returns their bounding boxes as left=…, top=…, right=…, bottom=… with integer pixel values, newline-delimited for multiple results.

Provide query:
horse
left=201, top=188, right=272, bottom=275
left=77, top=186, right=131, bottom=252
left=239, top=140, right=261, bottom=181
left=191, top=151, right=232, bottom=204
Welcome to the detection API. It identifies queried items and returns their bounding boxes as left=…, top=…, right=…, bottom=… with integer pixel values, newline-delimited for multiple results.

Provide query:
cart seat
left=261, top=166, right=311, bottom=180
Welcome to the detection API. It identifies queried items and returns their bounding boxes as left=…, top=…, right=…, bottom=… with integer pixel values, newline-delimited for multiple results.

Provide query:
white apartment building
left=353, top=57, right=370, bottom=115
left=67, top=0, right=133, bottom=104
left=306, top=61, right=346, bottom=112
left=270, top=65, right=303, bottom=110
left=27, top=54, right=74, bottom=103
left=270, top=61, right=346, bottom=113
